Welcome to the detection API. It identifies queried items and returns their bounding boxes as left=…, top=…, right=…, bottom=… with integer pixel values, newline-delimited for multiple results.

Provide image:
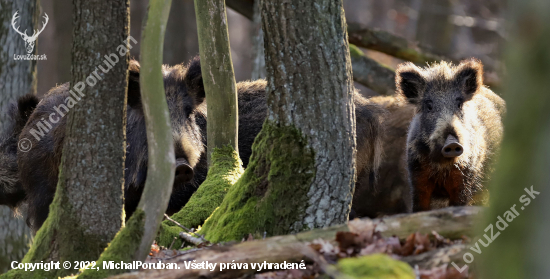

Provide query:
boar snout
left=175, top=159, right=194, bottom=183
left=442, top=135, right=463, bottom=158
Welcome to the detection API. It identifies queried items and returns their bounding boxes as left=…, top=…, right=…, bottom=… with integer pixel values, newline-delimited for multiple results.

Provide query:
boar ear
left=396, top=62, right=425, bottom=104
left=455, top=58, right=483, bottom=96
left=184, top=56, right=205, bottom=106
left=15, top=94, right=40, bottom=128
left=127, top=60, right=141, bottom=109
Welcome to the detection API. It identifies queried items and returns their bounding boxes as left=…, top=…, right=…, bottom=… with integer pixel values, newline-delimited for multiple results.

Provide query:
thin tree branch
left=164, top=213, right=206, bottom=242
left=348, top=22, right=446, bottom=64
left=350, top=45, right=396, bottom=95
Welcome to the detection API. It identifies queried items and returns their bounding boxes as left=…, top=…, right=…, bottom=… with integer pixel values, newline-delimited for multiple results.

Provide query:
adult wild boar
left=16, top=59, right=208, bottom=232
left=396, top=59, right=505, bottom=211
left=5, top=57, right=384, bottom=232
left=0, top=95, right=39, bottom=209
left=352, top=95, right=415, bottom=218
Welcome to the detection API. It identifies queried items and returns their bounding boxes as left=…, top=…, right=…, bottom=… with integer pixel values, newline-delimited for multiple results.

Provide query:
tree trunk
left=259, top=0, right=356, bottom=230
left=62, top=0, right=129, bottom=244
left=0, top=207, right=31, bottom=274
left=199, top=0, right=356, bottom=242
left=132, top=0, right=175, bottom=262
left=479, top=1, right=550, bottom=278
left=250, top=0, right=265, bottom=80
left=78, top=1, right=175, bottom=277
left=0, top=0, right=39, bottom=129
left=163, top=0, right=199, bottom=65
left=59, top=0, right=128, bottom=246
left=0, top=0, right=37, bottom=273
left=415, top=0, right=455, bottom=55
left=194, top=0, right=239, bottom=163
left=155, top=0, right=245, bottom=249
left=2, top=1, right=130, bottom=277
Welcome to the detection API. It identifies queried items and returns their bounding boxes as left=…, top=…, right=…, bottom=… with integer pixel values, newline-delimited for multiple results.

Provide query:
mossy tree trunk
left=78, top=1, right=175, bottom=277
left=0, top=0, right=38, bottom=273
left=194, top=0, right=239, bottom=163
left=2, top=1, right=130, bottom=277
left=157, top=0, right=245, bottom=248
left=479, top=0, right=550, bottom=278
left=200, top=0, right=356, bottom=242
left=257, top=0, right=356, bottom=230
left=131, top=0, right=174, bottom=262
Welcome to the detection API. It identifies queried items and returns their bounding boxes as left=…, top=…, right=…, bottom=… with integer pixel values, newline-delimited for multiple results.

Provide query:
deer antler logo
left=12, top=11, right=49, bottom=54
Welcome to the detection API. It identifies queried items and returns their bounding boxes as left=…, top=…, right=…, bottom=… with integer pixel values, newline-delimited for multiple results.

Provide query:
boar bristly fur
left=397, top=59, right=505, bottom=211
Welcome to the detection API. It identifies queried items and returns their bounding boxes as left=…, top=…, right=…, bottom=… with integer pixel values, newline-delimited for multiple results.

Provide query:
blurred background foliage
left=36, top=0, right=506, bottom=97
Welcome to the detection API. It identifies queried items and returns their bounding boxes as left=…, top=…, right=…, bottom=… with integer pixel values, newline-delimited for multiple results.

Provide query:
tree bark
left=0, top=0, right=37, bottom=273
left=199, top=0, right=356, bottom=242
left=260, top=0, right=356, bottom=230
left=163, top=0, right=199, bottom=65
left=415, top=0, right=455, bottom=55
left=479, top=1, right=550, bottom=278
left=77, top=1, right=175, bottom=277
left=2, top=1, right=130, bottom=277
left=194, top=0, right=239, bottom=162
left=0, top=207, right=31, bottom=274
left=131, top=0, right=174, bottom=262
left=0, top=0, right=39, bottom=130
left=155, top=0, right=245, bottom=249
left=111, top=206, right=481, bottom=279
left=250, top=0, right=265, bottom=80
left=61, top=0, right=129, bottom=245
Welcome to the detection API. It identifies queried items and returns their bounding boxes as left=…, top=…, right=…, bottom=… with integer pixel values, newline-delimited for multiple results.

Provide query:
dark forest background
left=36, top=0, right=506, bottom=97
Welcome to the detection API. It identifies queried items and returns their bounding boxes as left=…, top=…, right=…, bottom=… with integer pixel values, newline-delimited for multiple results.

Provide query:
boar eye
left=424, top=100, right=433, bottom=112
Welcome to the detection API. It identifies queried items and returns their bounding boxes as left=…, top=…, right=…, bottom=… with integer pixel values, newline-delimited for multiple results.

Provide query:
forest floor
left=111, top=206, right=480, bottom=279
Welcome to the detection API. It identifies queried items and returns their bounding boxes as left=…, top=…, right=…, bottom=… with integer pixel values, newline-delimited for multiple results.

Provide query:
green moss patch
left=336, top=254, right=415, bottom=279
left=199, top=121, right=316, bottom=242
left=349, top=44, right=364, bottom=59
left=76, top=209, right=145, bottom=279
left=157, top=146, right=244, bottom=248
left=1, top=166, right=109, bottom=279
